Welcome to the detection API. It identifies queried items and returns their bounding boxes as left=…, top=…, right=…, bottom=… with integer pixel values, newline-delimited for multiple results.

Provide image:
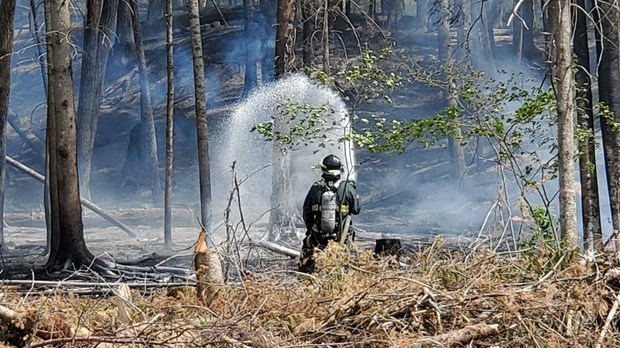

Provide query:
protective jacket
left=302, top=179, right=361, bottom=239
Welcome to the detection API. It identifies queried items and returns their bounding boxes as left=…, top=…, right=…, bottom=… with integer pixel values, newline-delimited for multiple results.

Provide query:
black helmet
left=320, top=154, right=343, bottom=176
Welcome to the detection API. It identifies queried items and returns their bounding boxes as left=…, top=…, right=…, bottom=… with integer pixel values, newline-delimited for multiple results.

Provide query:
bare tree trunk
left=188, top=0, right=213, bottom=230
left=164, top=0, right=175, bottom=248
left=76, top=0, right=118, bottom=202
left=130, top=0, right=162, bottom=206
left=44, top=0, right=93, bottom=268
left=597, top=0, right=620, bottom=255
left=115, top=0, right=136, bottom=70
left=552, top=0, right=578, bottom=252
left=29, top=0, right=48, bottom=98
left=243, top=0, right=258, bottom=95
left=573, top=0, right=601, bottom=255
left=0, top=0, right=17, bottom=247
left=76, top=0, right=102, bottom=201
left=260, top=0, right=276, bottom=82
left=521, top=0, right=536, bottom=59
left=268, top=0, right=297, bottom=241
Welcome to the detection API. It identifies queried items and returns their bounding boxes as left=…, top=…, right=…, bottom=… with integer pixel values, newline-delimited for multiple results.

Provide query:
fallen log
left=408, top=323, right=501, bottom=347
left=6, top=155, right=138, bottom=238
left=250, top=240, right=300, bottom=259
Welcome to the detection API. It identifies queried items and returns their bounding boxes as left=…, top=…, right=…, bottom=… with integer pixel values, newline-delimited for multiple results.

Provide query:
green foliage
left=520, top=206, right=557, bottom=253
left=250, top=101, right=345, bottom=153
left=597, top=102, right=620, bottom=133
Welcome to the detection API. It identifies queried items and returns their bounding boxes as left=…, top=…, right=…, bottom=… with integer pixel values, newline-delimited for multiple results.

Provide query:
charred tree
left=597, top=0, right=620, bottom=254
left=188, top=0, right=213, bottom=230
left=552, top=0, right=578, bottom=252
left=44, top=0, right=93, bottom=268
left=77, top=0, right=119, bottom=201
left=129, top=0, right=162, bottom=206
left=573, top=0, right=602, bottom=255
left=0, top=0, right=17, bottom=247
left=164, top=0, right=175, bottom=248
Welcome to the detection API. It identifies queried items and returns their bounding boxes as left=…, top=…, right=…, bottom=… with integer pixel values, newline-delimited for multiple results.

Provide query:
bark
left=188, top=0, right=213, bottom=230
left=573, top=0, right=602, bottom=255
left=130, top=0, right=162, bottom=206
left=275, top=0, right=296, bottom=77
left=76, top=0, right=103, bottom=201
left=0, top=0, right=17, bottom=247
left=597, top=0, right=620, bottom=255
left=164, top=0, right=175, bottom=248
left=194, top=229, right=223, bottom=305
left=44, top=0, right=93, bottom=268
left=242, top=0, right=258, bottom=95
left=552, top=0, right=578, bottom=252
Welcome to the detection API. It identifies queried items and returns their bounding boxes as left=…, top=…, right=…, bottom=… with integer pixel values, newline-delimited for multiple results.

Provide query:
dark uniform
left=299, top=155, right=361, bottom=273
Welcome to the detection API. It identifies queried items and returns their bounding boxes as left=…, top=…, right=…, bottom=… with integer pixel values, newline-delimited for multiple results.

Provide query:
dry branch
left=408, top=323, right=501, bottom=347
left=595, top=294, right=620, bottom=348
left=5, top=155, right=138, bottom=237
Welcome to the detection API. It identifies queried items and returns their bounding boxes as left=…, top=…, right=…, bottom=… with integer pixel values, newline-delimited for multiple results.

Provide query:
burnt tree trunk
left=130, top=0, right=162, bottom=206
left=164, top=0, right=175, bottom=248
left=44, top=0, right=93, bottom=268
left=0, top=0, right=17, bottom=247
left=188, top=0, right=213, bottom=230
left=573, top=0, right=602, bottom=255
left=114, top=0, right=136, bottom=72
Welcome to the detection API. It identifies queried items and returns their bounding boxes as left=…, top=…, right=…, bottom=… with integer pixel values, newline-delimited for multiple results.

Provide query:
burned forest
left=2, top=0, right=620, bottom=346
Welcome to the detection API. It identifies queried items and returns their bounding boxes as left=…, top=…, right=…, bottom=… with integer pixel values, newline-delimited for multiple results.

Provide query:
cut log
left=408, top=323, right=500, bottom=347
left=5, top=155, right=138, bottom=237
left=194, top=229, right=224, bottom=305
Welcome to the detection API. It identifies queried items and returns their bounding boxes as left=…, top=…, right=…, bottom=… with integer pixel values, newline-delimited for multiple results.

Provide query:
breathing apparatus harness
left=313, top=178, right=351, bottom=243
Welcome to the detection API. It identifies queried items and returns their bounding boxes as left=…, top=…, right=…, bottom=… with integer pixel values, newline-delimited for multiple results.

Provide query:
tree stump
left=374, top=238, right=402, bottom=258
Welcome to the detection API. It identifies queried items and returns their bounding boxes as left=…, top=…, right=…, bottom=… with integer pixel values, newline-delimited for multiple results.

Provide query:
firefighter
left=299, top=154, right=361, bottom=273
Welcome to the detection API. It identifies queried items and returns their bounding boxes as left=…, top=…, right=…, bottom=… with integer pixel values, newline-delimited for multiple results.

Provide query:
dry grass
left=1, top=239, right=619, bottom=347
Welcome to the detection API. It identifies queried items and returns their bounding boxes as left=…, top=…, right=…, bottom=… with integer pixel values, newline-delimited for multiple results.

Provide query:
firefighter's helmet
left=320, top=154, right=343, bottom=177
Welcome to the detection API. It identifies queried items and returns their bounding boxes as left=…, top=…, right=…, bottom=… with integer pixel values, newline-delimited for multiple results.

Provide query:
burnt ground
left=1, top=10, right=545, bottom=275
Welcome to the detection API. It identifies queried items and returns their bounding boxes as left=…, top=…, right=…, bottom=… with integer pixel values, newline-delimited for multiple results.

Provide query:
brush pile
left=1, top=238, right=619, bottom=347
